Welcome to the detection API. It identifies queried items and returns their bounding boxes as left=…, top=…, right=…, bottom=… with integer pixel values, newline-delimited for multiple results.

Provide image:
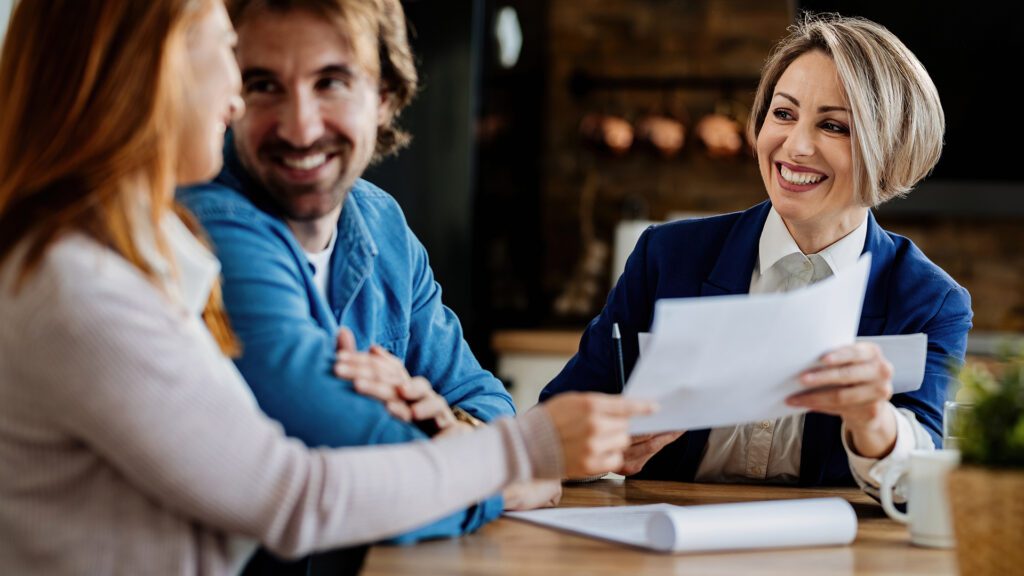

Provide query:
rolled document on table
left=646, top=497, right=857, bottom=553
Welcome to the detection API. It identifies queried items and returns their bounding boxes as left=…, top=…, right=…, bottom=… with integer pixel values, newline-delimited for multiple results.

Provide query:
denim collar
left=329, top=184, right=378, bottom=318
left=216, top=130, right=379, bottom=315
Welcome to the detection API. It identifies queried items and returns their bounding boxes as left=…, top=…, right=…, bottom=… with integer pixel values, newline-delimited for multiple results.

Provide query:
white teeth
left=780, top=164, right=824, bottom=185
left=281, top=153, right=327, bottom=171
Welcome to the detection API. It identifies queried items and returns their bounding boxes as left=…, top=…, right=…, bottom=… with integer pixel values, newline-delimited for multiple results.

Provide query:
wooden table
left=363, top=479, right=956, bottom=575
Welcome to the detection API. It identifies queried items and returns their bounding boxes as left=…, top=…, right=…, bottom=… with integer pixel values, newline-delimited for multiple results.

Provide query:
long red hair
left=0, top=0, right=239, bottom=355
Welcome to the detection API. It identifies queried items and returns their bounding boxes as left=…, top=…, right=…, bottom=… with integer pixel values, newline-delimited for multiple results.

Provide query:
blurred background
left=3, top=1, right=1020, bottom=408
left=0, top=2, right=9, bottom=44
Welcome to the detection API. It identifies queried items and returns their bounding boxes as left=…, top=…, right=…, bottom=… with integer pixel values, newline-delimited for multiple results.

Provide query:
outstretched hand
left=541, top=393, right=658, bottom=478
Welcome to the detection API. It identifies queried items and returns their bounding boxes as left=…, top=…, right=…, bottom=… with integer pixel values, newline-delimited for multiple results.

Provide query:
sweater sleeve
left=24, top=252, right=560, bottom=558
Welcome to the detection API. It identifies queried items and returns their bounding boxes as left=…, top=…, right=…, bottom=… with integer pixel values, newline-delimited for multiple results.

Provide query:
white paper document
left=637, top=332, right=927, bottom=395
left=625, top=255, right=872, bottom=434
left=506, top=498, right=857, bottom=553
left=857, top=333, right=927, bottom=394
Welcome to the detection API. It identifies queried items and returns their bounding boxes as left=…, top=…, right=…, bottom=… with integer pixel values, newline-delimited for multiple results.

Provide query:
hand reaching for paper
left=333, top=327, right=459, bottom=434
left=542, top=393, right=658, bottom=478
left=787, top=342, right=898, bottom=458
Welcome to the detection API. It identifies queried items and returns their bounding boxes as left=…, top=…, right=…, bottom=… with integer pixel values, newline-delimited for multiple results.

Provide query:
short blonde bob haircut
left=749, top=13, right=945, bottom=207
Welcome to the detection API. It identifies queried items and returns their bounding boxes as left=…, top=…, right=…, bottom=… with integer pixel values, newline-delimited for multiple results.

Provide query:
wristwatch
left=452, top=406, right=485, bottom=428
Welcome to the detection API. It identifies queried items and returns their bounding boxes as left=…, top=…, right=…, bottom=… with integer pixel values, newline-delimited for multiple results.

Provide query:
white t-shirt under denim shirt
left=695, top=208, right=931, bottom=501
left=305, top=227, right=338, bottom=300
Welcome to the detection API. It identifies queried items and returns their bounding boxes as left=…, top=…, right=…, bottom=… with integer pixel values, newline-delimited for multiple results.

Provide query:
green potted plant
left=946, top=349, right=1024, bottom=575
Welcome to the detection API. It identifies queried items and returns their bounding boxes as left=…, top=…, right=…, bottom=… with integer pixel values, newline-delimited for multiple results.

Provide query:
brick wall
left=542, top=0, right=788, bottom=316
left=881, top=217, right=1024, bottom=332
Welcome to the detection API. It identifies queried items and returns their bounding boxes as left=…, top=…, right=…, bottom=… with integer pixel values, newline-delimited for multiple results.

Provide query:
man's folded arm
left=402, top=229, right=515, bottom=422
left=185, top=201, right=502, bottom=539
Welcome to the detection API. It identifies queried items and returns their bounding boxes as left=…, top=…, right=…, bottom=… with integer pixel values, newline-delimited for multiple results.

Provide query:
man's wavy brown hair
left=227, top=0, right=419, bottom=162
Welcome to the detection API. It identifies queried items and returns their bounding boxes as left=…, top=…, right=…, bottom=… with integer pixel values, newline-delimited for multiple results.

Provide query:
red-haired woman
left=0, top=2, right=652, bottom=574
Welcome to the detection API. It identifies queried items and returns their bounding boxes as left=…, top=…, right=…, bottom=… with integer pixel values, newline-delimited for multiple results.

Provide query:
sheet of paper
left=857, top=333, right=927, bottom=394
left=625, top=254, right=871, bottom=434
left=505, top=498, right=857, bottom=554
left=646, top=498, right=857, bottom=553
left=637, top=332, right=926, bottom=395
left=506, top=504, right=674, bottom=549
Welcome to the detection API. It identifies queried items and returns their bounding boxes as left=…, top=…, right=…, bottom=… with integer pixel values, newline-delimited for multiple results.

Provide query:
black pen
left=612, top=322, right=627, bottom=391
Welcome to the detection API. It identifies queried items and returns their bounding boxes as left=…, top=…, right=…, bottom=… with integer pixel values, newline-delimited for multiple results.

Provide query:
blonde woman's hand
left=788, top=342, right=897, bottom=458
left=616, top=431, right=685, bottom=476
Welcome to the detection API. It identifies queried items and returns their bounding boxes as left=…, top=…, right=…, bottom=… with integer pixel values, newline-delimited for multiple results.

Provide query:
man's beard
left=255, top=136, right=354, bottom=221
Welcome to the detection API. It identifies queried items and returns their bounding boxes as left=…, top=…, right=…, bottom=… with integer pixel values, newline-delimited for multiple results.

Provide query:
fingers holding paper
left=617, top=431, right=685, bottom=476
left=789, top=342, right=894, bottom=414
left=788, top=342, right=898, bottom=458
left=541, top=393, right=658, bottom=478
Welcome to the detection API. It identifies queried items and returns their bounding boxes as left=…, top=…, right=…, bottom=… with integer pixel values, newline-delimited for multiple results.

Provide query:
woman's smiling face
left=757, top=49, right=862, bottom=239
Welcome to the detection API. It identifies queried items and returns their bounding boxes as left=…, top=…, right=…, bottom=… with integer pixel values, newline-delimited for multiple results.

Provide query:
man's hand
left=334, top=327, right=458, bottom=433
left=397, top=374, right=458, bottom=432
left=503, top=480, right=562, bottom=511
left=617, top=431, right=684, bottom=476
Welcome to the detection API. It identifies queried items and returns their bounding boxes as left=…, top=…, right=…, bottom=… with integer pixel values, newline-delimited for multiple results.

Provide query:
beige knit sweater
left=0, top=220, right=561, bottom=575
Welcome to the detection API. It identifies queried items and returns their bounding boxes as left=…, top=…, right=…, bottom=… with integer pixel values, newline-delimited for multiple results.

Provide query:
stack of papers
left=506, top=498, right=857, bottom=553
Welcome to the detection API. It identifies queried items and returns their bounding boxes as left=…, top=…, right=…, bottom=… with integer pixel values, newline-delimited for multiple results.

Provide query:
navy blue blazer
left=540, top=201, right=973, bottom=486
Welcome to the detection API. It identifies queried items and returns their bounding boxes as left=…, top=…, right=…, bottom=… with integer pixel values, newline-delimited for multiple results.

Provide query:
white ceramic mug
left=880, top=449, right=960, bottom=548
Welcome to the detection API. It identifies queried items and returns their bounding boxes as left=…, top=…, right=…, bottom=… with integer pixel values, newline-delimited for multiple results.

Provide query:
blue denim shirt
left=178, top=141, right=514, bottom=543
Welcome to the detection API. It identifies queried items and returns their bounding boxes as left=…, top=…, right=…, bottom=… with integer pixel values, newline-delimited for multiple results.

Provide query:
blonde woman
left=542, top=13, right=972, bottom=499
left=0, top=2, right=652, bottom=574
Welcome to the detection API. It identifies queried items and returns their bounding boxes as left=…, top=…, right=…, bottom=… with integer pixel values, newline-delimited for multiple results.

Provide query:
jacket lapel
left=699, top=201, right=770, bottom=297
left=858, top=212, right=893, bottom=336
left=330, top=192, right=378, bottom=325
